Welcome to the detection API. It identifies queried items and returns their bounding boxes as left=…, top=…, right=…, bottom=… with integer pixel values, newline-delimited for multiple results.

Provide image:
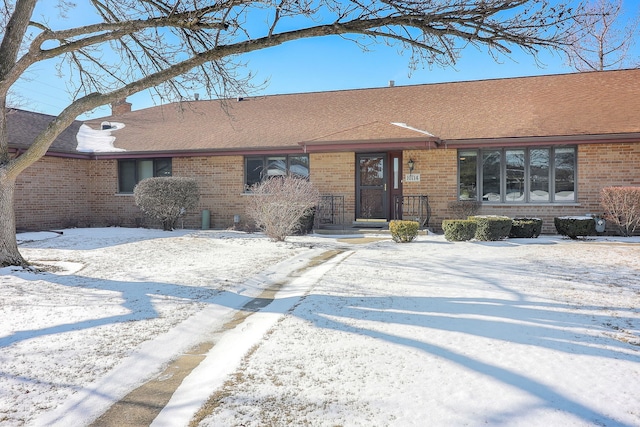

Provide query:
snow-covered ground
left=1, top=228, right=639, bottom=426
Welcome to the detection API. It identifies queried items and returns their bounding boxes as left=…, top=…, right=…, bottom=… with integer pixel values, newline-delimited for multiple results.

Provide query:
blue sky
left=9, top=1, right=638, bottom=120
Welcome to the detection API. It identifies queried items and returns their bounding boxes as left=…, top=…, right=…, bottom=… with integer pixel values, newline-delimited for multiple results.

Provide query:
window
left=244, top=155, right=309, bottom=190
left=457, top=147, right=576, bottom=203
left=458, top=151, right=478, bottom=200
left=118, top=158, right=172, bottom=193
left=482, top=150, right=501, bottom=201
left=529, top=148, right=550, bottom=202
left=554, top=147, right=576, bottom=201
left=505, top=149, right=525, bottom=202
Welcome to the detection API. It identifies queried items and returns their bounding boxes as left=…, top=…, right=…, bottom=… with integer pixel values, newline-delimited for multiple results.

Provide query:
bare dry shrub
left=448, top=200, right=481, bottom=219
left=246, top=176, right=320, bottom=241
left=600, top=186, right=640, bottom=236
left=134, top=177, right=200, bottom=231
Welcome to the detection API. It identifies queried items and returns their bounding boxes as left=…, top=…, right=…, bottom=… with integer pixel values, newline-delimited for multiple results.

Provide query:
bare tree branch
left=565, top=0, right=639, bottom=71
left=0, top=0, right=585, bottom=265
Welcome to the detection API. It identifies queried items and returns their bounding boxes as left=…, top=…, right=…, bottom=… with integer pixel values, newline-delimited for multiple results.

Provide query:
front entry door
left=356, top=153, right=388, bottom=220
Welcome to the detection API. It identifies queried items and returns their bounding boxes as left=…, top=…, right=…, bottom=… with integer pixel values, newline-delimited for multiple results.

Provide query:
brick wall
left=172, top=156, right=246, bottom=229
left=86, top=156, right=247, bottom=230
left=13, top=141, right=640, bottom=234
left=401, top=148, right=458, bottom=229
left=15, top=157, right=91, bottom=230
left=87, top=159, right=145, bottom=227
left=309, top=152, right=355, bottom=224
left=408, top=142, right=640, bottom=234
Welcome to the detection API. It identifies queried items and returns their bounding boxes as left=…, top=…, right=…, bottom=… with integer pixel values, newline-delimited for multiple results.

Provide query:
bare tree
left=565, top=0, right=639, bottom=71
left=1, top=0, right=580, bottom=266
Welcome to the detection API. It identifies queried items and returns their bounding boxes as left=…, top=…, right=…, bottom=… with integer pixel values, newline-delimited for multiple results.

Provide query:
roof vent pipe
left=194, top=93, right=200, bottom=101
left=389, top=80, right=395, bottom=87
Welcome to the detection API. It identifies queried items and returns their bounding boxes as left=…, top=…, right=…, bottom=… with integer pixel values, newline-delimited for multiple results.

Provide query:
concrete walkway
left=87, top=249, right=348, bottom=427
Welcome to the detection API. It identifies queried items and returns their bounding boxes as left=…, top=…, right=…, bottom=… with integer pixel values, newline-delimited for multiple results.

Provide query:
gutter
left=442, top=132, right=640, bottom=148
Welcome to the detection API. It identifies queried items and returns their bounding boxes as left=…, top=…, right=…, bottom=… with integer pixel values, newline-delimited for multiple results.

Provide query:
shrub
left=600, top=186, right=640, bottom=236
left=134, top=177, right=200, bottom=231
left=442, top=219, right=477, bottom=241
left=448, top=200, right=481, bottom=219
left=389, top=220, right=420, bottom=243
left=246, top=176, right=320, bottom=241
left=554, top=216, right=596, bottom=239
left=469, top=215, right=512, bottom=241
left=295, top=207, right=316, bottom=235
left=509, top=218, right=543, bottom=238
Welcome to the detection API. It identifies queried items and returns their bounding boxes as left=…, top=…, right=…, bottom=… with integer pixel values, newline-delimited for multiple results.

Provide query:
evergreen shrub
left=554, top=216, right=596, bottom=239
left=442, top=219, right=477, bottom=241
left=389, top=220, right=420, bottom=243
left=509, top=218, right=543, bottom=238
left=469, top=215, right=512, bottom=241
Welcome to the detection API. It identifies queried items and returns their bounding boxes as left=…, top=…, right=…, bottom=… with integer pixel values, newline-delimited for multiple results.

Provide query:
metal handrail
left=316, top=195, right=345, bottom=228
left=394, top=195, right=430, bottom=227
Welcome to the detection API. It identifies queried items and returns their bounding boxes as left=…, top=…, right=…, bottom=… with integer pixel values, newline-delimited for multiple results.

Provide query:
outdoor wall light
left=408, top=158, right=415, bottom=173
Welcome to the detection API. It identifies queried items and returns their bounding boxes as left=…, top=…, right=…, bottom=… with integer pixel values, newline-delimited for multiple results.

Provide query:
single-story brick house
left=10, top=69, right=640, bottom=234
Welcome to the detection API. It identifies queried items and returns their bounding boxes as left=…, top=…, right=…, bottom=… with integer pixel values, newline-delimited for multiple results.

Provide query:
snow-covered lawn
left=1, top=228, right=639, bottom=426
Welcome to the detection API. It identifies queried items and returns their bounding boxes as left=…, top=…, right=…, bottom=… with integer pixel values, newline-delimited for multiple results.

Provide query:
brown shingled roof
left=8, top=109, right=83, bottom=153
left=85, top=69, right=640, bottom=154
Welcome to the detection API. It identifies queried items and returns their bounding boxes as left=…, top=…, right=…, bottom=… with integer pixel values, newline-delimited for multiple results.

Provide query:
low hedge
left=469, top=215, right=512, bottom=241
left=509, top=218, right=543, bottom=238
left=389, top=220, right=420, bottom=243
left=554, top=216, right=596, bottom=239
left=442, top=219, right=477, bottom=241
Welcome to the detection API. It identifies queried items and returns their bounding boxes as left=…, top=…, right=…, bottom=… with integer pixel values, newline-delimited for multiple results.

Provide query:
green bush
left=389, top=220, right=420, bottom=243
left=554, top=216, right=596, bottom=239
left=442, top=219, right=477, bottom=241
left=469, top=215, right=512, bottom=241
left=509, top=218, right=543, bottom=238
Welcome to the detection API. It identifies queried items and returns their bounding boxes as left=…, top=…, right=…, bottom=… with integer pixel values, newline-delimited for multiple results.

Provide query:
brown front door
left=356, top=153, right=387, bottom=220
left=356, top=152, right=403, bottom=221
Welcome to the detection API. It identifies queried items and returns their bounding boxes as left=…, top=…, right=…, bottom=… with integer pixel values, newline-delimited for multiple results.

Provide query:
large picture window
left=244, top=155, right=309, bottom=191
left=118, top=158, right=172, bottom=193
left=457, top=146, right=576, bottom=203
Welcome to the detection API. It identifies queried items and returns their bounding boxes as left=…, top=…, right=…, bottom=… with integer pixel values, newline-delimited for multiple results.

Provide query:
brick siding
left=413, top=142, right=640, bottom=234
left=15, top=157, right=91, bottom=230
left=13, top=141, right=640, bottom=235
left=309, top=152, right=355, bottom=224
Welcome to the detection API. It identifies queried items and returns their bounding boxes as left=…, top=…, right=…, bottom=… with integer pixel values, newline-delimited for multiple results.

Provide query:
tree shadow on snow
left=2, top=247, right=639, bottom=426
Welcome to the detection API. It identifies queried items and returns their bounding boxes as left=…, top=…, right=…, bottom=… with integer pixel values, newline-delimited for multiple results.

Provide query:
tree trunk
left=0, top=172, right=26, bottom=267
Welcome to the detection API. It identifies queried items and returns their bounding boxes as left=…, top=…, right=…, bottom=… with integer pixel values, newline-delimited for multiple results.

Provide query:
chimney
left=111, top=99, right=132, bottom=116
